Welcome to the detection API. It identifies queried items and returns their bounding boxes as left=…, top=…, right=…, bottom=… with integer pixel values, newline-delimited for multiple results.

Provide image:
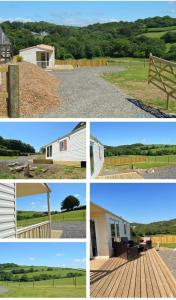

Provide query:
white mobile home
left=0, top=183, right=51, bottom=239
left=45, top=122, right=86, bottom=165
left=90, top=135, right=104, bottom=179
left=19, top=44, right=55, bottom=69
left=90, top=202, right=131, bottom=259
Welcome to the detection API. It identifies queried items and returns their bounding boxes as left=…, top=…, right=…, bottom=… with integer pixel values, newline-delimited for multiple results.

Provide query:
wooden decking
left=90, top=248, right=176, bottom=298
left=98, top=172, right=143, bottom=179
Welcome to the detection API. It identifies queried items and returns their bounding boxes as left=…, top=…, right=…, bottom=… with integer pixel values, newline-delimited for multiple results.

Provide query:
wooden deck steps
left=90, top=248, right=176, bottom=298
left=97, top=172, right=143, bottom=179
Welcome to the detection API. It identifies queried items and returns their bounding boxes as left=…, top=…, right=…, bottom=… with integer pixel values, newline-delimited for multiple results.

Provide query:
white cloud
left=74, top=258, right=86, bottom=263
left=0, top=17, right=33, bottom=23
left=57, top=264, right=66, bottom=268
left=28, top=257, right=35, bottom=261
left=74, top=194, right=80, bottom=198
left=56, top=252, right=64, bottom=257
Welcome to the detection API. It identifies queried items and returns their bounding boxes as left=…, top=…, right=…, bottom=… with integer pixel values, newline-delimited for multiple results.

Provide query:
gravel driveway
left=51, top=221, right=86, bottom=238
left=0, top=286, right=8, bottom=294
left=159, top=248, right=176, bottom=278
left=42, top=66, right=154, bottom=118
left=142, top=166, right=176, bottom=179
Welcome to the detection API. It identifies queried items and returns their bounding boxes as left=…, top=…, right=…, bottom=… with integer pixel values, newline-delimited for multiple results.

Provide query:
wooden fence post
left=8, top=64, right=20, bottom=118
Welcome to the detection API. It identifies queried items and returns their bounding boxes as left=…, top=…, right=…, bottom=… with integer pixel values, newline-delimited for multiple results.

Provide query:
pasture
left=17, top=209, right=86, bottom=227
left=0, top=277, right=86, bottom=297
left=103, top=58, right=176, bottom=114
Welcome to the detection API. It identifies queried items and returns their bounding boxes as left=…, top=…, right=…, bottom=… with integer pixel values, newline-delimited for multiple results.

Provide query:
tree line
left=0, top=136, right=35, bottom=156
left=1, top=15, right=176, bottom=61
left=104, top=143, right=176, bottom=157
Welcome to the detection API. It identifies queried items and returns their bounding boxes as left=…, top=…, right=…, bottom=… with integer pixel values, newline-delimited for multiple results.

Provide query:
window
left=90, top=143, right=94, bottom=175
left=59, top=139, right=67, bottom=151
left=124, top=223, right=127, bottom=235
left=116, top=223, right=120, bottom=237
left=46, top=145, right=52, bottom=158
left=99, top=146, right=102, bottom=160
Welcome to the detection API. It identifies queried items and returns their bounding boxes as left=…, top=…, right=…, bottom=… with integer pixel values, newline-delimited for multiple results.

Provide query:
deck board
left=90, top=248, right=176, bottom=298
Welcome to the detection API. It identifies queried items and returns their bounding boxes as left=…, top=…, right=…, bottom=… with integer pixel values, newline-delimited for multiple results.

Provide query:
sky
left=0, top=122, right=79, bottom=152
left=0, top=243, right=86, bottom=269
left=0, top=1, right=176, bottom=26
left=91, top=183, right=176, bottom=224
left=90, top=122, right=176, bottom=146
left=17, top=183, right=86, bottom=211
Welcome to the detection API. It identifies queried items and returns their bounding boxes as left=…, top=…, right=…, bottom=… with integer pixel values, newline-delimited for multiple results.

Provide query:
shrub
left=16, top=55, right=23, bottom=62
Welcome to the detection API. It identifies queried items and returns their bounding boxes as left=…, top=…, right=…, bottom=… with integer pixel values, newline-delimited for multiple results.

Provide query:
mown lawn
left=103, top=59, right=176, bottom=114
left=0, top=156, right=17, bottom=160
left=0, top=276, right=86, bottom=298
left=17, top=209, right=86, bottom=227
left=160, top=243, right=176, bottom=248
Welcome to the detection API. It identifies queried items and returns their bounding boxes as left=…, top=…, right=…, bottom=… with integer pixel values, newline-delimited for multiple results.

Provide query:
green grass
left=102, top=58, right=176, bottom=114
left=0, top=156, right=17, bottom=160
left=17, top=209, right=86, bottom=227
left=147, top=26, right=176, bottom=32
left=0, top=277, right=86, bottom=298
left=160, top=243, right=176, bottom=248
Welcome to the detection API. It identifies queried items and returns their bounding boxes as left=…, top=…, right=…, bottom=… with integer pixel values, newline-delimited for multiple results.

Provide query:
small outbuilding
left=0, top=27, right=12, bottom=63
left=45, top=122, right=86, bottom=166
left=90, top=202, right=131, bottom=258
left=90, top=135, right=104, bottom=179
left=19, top=44, right=55, bottom=69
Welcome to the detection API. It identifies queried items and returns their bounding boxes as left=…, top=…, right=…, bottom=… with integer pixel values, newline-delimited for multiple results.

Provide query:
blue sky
left=17, top=183, right=86, bottom=211
left=0, top=122, right=79, bottom=151
left=0, top=243, right=86, bottom=269
left=91, top=183, right=176, bottom=224
left=0, top=1, right=176, bottom=26
left=90, top=122, right=176, bottom=146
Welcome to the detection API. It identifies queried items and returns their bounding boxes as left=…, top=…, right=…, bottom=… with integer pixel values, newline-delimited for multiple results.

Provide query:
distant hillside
left=0, top=136, right=35, bottom=156
left=131, top=218, right=176, bottom=236
left=104, top=143, right=176, bottom=157
left=0, top=263, right=85, bottom=282
left=1, top=15, right=176, bottom=60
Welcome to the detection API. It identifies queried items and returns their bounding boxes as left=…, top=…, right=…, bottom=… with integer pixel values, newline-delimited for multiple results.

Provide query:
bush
left=16, top=55, right=23, bottom=62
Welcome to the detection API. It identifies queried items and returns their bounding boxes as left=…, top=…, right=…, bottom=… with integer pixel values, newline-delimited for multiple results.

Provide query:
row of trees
left=1, top=16, right=176, bottom=60
left=104, top=144, right=176, bottom=157
left=131, top=218, right=176, bottom=236
left=0, top=136, right=35, bottom=155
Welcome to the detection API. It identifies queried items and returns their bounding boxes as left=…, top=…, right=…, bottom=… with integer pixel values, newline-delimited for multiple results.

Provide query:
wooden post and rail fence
left=0, top=64, right=19, bottom=117
left=148, top=53, right=176, bottom=110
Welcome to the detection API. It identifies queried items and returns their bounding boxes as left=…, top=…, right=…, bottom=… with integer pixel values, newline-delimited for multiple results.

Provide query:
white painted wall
left=19, top=47, right=55, bottom=69
left=0, top=183, right=16, bottom=239
left=90, top=139, right=104, bottom=179
left=46, top=128, right=86, bottom=162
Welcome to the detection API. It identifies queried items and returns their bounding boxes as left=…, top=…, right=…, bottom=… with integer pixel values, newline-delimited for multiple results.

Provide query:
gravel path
left=159, top=248, right=176, bottom=278
left=51, top=221, right=86, bottom=238
left=142, top=166, right=176, bottom=179
left=42, top=66, right=154, bottom=118
left=0, top=286, right=8, bottom=294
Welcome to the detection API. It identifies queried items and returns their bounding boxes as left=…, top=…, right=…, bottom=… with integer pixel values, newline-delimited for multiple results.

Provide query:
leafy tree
left=61, top=195, right=80, bottom=211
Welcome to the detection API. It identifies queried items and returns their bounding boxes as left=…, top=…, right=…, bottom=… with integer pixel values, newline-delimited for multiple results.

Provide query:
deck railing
left=17, top=221, right=51, bottom=238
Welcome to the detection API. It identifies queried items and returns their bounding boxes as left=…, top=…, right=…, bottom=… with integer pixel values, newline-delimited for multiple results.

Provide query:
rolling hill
left=131, top=218, right=176, bottom=236
left=1, top=15, right=176, bottom=60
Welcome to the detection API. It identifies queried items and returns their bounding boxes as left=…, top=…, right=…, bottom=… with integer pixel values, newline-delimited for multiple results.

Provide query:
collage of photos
left=0, top=0, right=176, bottom=299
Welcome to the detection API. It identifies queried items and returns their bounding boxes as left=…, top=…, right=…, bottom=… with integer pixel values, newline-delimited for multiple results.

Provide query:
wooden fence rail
left=17, top=221, right=51, bottom=238
left=148, top=53, right=176, bottom=109
left=151, top=235, right=176, bottom=244
left=55, top=59, right=108, bottom=67
left=104, top=156, right=147, bottom=166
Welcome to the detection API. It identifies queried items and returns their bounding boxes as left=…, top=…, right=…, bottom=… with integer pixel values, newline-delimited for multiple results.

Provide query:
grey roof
left=0, top=27, right=11, bottom=45
left=90, top=134, right=104, bottom=146
left=44, top=122, right=86, bottom=147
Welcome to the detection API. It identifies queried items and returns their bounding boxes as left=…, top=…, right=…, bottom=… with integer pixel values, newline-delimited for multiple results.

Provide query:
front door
left=90, top=220, right=98, bottom=257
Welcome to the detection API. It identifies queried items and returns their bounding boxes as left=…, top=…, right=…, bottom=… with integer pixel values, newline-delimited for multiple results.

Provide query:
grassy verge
left=0, top=277, right=86, bottom=298
left=0, top=156, right=17, bottom=160
left=103, top=59, right=176, bottom=114
left=17, top=209, right=86, bottom=227
left=160, top=243, right=176, bottom=248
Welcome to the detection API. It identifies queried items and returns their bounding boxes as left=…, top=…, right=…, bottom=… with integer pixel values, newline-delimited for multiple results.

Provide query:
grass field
left=160, top=243, right=176, bottom=248
left=103, top=59, right=176, bottom=114
left=17, top=209, right=86, bottom=227
left=104, top=155, right=176, bottom=170
left=0, top=276, right=86, bottom=297
left=0, top=156, right=17, bottom=160
left=139, top=25, right=176, bottom=38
